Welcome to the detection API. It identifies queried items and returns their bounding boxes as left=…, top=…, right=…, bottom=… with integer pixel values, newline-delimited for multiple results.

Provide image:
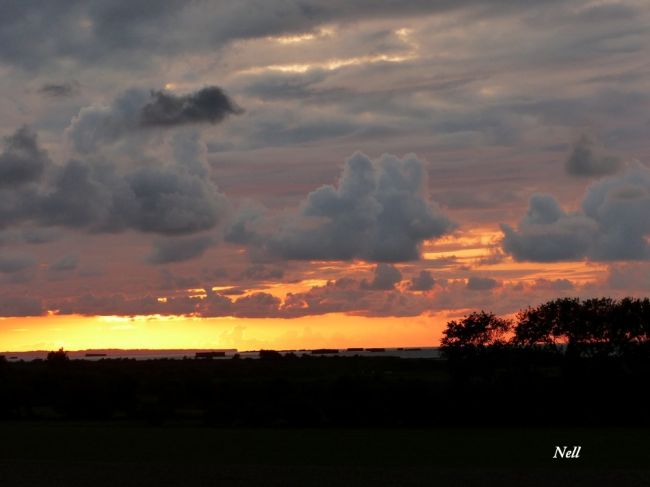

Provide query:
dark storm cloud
left=140, top=87, right=242, bottom=127
left=565, top=135, right=622, bottom=177
left=262, top=152, right=455, bottom=262
left=0, top=127, right=50, bottom=187
left=147, top=235, right=214, bottom=264
left=502, top=166, right=650, bottom=262
left=38, top=80, right=80, bottom=98
left=408, top=270, right=435, bottom=291
left=66, top=87, right=241, bottom=153
left=466, top=276, right=499, bottom=291
left=361, top=264, right=402, bottom=290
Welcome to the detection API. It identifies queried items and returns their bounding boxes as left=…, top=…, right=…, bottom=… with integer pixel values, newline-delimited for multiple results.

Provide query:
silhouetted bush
left=259, top=350, right=283, bottom=360
left=46, top=348, right=70, bottom=365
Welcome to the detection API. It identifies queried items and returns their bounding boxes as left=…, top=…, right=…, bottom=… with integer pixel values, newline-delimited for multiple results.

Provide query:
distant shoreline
left=0, top=347, right=441, bottom=361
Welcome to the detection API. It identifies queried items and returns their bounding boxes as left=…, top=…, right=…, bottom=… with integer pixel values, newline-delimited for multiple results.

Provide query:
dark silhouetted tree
left=441, top=311, right=511, bottom=356
left=259, top=349, right=283, bottom=360
left=47, top=347, right=70, bottom=364
left=514, top=298, right=580, bottom=349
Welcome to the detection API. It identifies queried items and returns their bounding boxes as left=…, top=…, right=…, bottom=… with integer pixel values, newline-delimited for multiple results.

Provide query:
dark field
left=1, top=355, right=649, bottom=486
left=1, top=423, right=649, bottom=486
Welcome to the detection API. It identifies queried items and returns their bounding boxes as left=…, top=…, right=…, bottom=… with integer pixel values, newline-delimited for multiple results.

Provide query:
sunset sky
left=1, top=0, right=650, bottom=351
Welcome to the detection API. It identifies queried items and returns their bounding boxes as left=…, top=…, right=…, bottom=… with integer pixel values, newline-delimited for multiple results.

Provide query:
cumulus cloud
left=261, top=152, right=454, bottom=262
left=361, top=263, right=402, bottom=290
left=0, top=126, right=50, bottom=187
left=502, top=166, right=650, bottom=262
left=147, top=235, right=214, bottom=264
left=582, top=166, right=650, bottom=260
left=501, top=193, right=597, bottom=262
left=140, top=87, right=242, bottom=127
left=66, top=87, right=240, bottom=153
left=0, top=123, right=230, bottom=237
left=565, top=134, right=621, bottom=177
left=33, top=158, right=228, bottom=235
left=409, top=270, right=435, bottom=291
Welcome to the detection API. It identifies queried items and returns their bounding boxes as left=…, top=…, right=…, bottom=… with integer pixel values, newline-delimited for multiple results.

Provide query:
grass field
left=1, top=423, right=648, bottom=486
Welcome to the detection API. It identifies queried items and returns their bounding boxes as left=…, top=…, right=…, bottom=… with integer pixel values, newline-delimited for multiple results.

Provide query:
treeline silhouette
left=0, top=297, right=647, bottom=427
left=442, top=297, right=650, bottom=358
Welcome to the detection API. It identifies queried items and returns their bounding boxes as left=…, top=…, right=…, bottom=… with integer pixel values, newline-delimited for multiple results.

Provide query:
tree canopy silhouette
left=47, top=348, right=70, bottom=364
left=444, top=297, right=650, bottom=359
left=441, top=311, right=511, bottom=355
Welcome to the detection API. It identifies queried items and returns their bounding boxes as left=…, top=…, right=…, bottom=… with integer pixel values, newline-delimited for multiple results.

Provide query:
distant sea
left=0, top=347, right=441, bottom=361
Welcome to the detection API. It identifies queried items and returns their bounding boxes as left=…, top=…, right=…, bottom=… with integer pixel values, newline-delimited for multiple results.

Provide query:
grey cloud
left=361, top=264, right=402, bottom=290
left=0, top=126, right=50, bottom=187
left=148, top=235, right=214, bottom=264
left=232, top=292, right=282, bottom=318
left=140, top=87, right=242, bottom=127
left=65, top=89, right=151, bottom=153
left=409, top=270, right=435, bottom=291
left=502, top=166, right=650, bottom=262
left=0, top=126, right=230, bottom=236
left=49, top=254, right=78, bottom=271
left=565, top=135, right=621, bottom=177
left=582, top=166, right=650, bottom=260
left=263, top=152, right=455, bottom=262
left=501, top=216, right=597, bottom=263
left=466, top=276, right=499, bottom=291
left=501, top=193, right=598, bottom=262
left=521, top=194, right=565, bottom=225
left=51, top=292, right=200, bottom=317
left=123, top=165, right=228, bottom=235
left=66, top=87, right=240, bottom=153
left=38, top=80, right=80, bottom=98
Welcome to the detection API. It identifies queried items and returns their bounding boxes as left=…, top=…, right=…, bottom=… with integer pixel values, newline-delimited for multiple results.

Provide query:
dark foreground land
left=1, top=423, right=649, bottom=487
left=1, top=354, right=649, bottom=486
